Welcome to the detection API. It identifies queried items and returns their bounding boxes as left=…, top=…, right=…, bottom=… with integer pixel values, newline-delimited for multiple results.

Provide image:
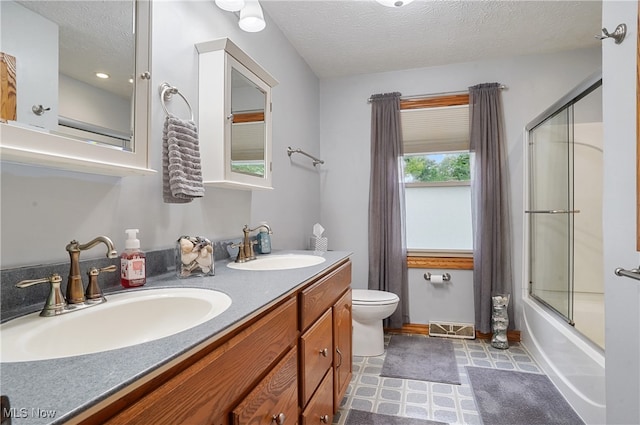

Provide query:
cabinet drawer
left=300, top=308, right=333, bottom=406
left=301, top=368, right=333, bottom=425
left=300, top=261, right=351, bottom=331
left=105, top=297, right=298, bottom=425
left=232, top=347, right=298, bottom=425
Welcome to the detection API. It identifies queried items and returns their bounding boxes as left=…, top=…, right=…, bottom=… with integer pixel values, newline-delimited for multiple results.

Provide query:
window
left=404, top=152, right=473, bottom=251
left=404, top=152, right=470, bottom=183
left=401, top=96, right=473, bottom=255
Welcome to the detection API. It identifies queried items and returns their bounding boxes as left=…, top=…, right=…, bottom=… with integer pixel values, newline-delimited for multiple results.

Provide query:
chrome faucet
left=236, top=224, right=272, bottom=263
left=65, top=236, right=118, bottom=304
left=14, top=236, right=119, bottom=317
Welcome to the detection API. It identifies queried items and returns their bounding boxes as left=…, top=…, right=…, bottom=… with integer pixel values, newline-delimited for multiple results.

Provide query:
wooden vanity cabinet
left=82, top=259, right=351, bottom=425
left=298, top=261, right=352, bottom=423
left=101, top=297, right=298, bottom=425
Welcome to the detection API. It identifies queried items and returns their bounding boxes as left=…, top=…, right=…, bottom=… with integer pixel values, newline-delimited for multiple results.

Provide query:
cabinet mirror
left=197, top=38, right=278, bottom=190
left=230, top=67, right=267, bottom=179
left=0, top=0, right=154, bottom=176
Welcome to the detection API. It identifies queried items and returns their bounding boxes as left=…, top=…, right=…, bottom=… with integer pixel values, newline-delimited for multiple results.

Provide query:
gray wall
left=0, top=2, right=321, bottom=275
left=318, top=47, right=602, bottom=328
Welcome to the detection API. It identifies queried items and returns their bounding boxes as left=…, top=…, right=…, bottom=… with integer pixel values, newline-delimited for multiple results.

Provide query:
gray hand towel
left=162, top=115, right=205, bottom=203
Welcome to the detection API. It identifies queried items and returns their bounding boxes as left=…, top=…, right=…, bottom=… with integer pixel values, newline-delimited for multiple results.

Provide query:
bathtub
left=521, top=296, right=606, bottom=424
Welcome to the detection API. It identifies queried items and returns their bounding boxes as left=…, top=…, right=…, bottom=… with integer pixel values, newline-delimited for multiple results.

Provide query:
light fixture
left=214, top=0, right=265, bottom=33
left=215, top=0, right=245, bottom=12
left=95, top=72, right=110, bottom=79
left=375, top=0, right=415, bottom=7
left=238, top=0, right=266, bottom=32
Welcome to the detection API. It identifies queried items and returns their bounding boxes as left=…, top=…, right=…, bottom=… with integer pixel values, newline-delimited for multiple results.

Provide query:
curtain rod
left=366, top=85, right=507, bottom=103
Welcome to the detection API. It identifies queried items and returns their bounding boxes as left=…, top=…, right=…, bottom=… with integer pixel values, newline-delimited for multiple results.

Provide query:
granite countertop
left=0, top=250, right=351, bottom=425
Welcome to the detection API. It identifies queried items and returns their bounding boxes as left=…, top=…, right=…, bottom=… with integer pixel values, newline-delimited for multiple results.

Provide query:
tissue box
left=309, top=236, right=328, bottom=252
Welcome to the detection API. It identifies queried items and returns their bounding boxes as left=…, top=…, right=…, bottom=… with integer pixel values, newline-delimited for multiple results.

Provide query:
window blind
left=401, top=105, right=469, bottom=154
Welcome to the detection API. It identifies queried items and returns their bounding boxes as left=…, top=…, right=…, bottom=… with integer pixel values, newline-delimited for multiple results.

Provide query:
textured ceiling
left=261, top=0, right=602, bottom=79
left=14, top=0, right=602, bottom=97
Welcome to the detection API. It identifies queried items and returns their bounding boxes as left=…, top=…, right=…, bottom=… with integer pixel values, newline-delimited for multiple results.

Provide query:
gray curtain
left=469, top=83, right=513, bottom=334
left=368, top=92, right=409, bottom=328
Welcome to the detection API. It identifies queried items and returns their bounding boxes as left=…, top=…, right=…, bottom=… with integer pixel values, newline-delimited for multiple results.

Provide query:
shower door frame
left=525, top=71, right=602, bottom=325
left=527, top=109, right=575, bottom=324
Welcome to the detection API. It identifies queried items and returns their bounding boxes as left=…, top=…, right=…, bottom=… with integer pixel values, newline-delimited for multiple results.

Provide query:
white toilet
left=352, top=289, right=400, bottom=357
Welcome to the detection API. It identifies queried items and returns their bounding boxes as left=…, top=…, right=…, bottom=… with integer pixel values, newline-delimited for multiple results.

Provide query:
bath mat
left=380, top=334, right=461, bottom=385
left=466, top=366, right=584, bottom=425
left=345, top=409, right=447, bottom=425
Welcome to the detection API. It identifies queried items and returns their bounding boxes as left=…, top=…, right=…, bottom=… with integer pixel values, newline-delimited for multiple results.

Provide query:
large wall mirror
left=0, top=0, right=154, bottom=176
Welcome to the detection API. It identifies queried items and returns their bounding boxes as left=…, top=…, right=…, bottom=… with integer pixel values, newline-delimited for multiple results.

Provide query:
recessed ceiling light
left=95, top=72, right=110, bottom=79
left=128, top=78, right=134, bottom=83
left=376, top=0, right=415, bottom=7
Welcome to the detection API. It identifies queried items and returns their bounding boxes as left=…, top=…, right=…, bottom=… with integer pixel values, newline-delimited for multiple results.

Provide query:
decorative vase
left=176, top=236, right=215, bottom=278
left=491, top=293, right=510, bottom=349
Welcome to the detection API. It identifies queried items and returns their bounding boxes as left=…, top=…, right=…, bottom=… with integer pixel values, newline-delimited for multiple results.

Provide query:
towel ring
left=159, top=82, right=194, bottom=121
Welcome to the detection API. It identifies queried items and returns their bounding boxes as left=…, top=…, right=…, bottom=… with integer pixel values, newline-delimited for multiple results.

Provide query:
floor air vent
left=429, top=321, right=475, bottom=339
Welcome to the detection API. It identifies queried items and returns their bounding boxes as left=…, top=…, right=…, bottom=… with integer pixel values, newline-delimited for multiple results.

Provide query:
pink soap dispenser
left=120, top=229, right=146, bottom=288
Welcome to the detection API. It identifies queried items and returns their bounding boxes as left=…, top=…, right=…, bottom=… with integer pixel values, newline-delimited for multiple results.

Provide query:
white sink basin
left=0, top=287, right=231, bottom=362
left=227, top=254, right=326, bottom=271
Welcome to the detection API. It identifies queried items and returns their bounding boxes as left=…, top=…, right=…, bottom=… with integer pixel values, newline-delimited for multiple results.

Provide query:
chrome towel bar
left=287, top=147, right=324, bottom=166
left=615, top=267, right=640, bottom=281
left=525, top=209, right=581, bottom=214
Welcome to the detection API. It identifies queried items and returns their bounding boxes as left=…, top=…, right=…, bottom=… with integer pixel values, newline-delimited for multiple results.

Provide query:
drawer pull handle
left=319, top=348, right=329, bottom=357
left=336, top=347, right=343, bottom=368
left=320, top=414, right=330, bottom=423
left=272, top=413, right=286, bottom=424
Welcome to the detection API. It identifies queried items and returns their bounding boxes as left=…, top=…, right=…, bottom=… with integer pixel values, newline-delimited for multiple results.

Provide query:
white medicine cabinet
left=196, top=38, right=278, bottom=190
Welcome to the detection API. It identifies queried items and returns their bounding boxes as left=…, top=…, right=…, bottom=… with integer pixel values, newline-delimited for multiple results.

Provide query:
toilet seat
left=352, top=289, right=399, bottom=305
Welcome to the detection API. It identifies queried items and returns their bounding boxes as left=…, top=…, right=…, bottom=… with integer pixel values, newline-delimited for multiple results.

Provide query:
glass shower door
left=528, top=107, right=575, bottom=323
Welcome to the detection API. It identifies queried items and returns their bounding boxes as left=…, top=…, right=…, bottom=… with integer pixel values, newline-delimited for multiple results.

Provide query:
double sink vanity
left=1, top=250, right=352, bottom=425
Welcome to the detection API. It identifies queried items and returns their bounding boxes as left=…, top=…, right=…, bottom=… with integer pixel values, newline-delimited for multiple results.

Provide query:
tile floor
left=333, top=333, right=542, bottom=425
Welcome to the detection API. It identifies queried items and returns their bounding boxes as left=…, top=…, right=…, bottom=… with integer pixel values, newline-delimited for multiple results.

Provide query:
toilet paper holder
left=424, top=272, right=451, bottom=282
